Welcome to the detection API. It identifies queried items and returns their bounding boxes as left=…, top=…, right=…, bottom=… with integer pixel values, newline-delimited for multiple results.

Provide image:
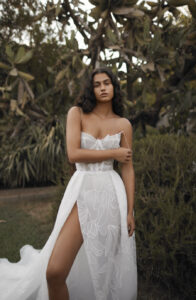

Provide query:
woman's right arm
left=66, top=106, right=131, bottom=164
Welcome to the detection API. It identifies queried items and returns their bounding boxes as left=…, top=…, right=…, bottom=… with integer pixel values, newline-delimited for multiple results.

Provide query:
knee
left=46, top=264, right=65, bottom=286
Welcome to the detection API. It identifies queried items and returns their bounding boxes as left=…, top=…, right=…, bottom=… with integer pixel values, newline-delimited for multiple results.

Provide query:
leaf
left=17, top=80, right=24, bottom=105
left=105, top=27, right=117, bottom=44
left=90, top=6, right=102, bottom=19
left=24, top=160, right=29, bottom=180
left=5, top=45, right=15, bottom=62
left=0, top=62, right=10, bottom=70
left=18, top=71, right=34, bottom=81
left=55, top=68, right=67, bottom=84
left=23, top=80, right=34, bottom=100
left=55, top=0, right=62, bottom=16
left=72, top=55, right=83, bottom=70
left=15, top=49, right=33, bottom=64
left=21, top=91, right=28, bottom=110
left=135, top=33, right=145, bottom=46
left=108, top=45, right=121, bottom=50
left=113, top=7, right=144, bottom=17
left=14, top=47, right=25, bottom=63
left=146, top=1, right=158, bottom=7
left=9, top=68, right=18, bottom=76
left=157, top=65, right=165, bottom=82
left=70, top=31, right=78, bottom=49
left=101, top=8, right=108, bottom=18
left=10, top=99, right=17, bottom=110
left=143, top=16, right=150, bottom=40
left=0, top=86, right=11, bottom=92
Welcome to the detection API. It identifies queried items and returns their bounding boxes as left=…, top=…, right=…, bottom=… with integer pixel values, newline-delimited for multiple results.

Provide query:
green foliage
left=0, top=0, right=195, bottom=140
left=133, top=134, right=196, bottom=298
left=0, top=117, right=69, bottom=188
left=0, top=0, right=196, bottom=190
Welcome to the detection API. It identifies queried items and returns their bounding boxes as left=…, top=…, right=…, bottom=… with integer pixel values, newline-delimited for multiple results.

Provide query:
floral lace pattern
left=75, top=132, right=137, bottom=300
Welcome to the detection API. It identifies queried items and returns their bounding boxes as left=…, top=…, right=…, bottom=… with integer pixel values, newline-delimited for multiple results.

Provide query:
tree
left=0, top=0, right=195, bottom=187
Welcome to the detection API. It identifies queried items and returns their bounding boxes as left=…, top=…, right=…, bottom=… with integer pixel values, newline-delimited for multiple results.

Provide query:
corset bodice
left=75, top=131, right=122, bottom=172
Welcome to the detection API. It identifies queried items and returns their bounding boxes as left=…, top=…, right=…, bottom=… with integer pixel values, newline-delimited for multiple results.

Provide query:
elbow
left=68, top=154, right=76, bottom=164
left=67, top=150, right=79, bottom=163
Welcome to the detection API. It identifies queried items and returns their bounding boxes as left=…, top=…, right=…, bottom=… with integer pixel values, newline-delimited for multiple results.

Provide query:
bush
left=0, top=116, right=70, bottom=188
left=133, top=134, right=196, bottom=299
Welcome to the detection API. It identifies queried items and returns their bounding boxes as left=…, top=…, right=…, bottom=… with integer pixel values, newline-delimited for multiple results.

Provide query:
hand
left=127, top=213, right=135, bottom=237
left=113, top=147, right=132, bottom=163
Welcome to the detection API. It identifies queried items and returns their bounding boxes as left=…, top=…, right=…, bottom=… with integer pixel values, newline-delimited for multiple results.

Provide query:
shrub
left=133, top=134, right=196, bottom=299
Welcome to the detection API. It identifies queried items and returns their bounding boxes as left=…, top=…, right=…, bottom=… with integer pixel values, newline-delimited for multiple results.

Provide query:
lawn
left=0, top=197, right=54, bottom=262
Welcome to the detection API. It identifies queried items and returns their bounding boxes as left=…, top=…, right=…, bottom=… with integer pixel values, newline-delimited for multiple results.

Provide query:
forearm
left=68, top=148, right=117, bottom=163
left=121, top=164, right=135, bottom=215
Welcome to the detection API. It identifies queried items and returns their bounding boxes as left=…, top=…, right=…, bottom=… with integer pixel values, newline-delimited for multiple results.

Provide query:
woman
left=0, top=67, right=137, bottom=300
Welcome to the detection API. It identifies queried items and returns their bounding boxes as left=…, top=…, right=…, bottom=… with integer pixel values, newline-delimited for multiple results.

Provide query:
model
left=0, top=67, right=137, bottom=300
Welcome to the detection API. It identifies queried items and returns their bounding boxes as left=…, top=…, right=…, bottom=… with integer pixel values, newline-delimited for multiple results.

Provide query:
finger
left=128, top=225, right=135, bottom=236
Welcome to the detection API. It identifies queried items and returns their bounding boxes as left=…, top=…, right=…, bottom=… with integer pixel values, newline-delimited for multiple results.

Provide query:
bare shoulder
left=67, top=106, right=81, bottom=123
left=118, top=117, right=133, bottom=133
left=67, top=106, right=81, bottom=116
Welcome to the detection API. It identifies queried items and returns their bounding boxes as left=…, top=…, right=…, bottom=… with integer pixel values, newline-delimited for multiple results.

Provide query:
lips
left=100, top=93, right=108, bottom=97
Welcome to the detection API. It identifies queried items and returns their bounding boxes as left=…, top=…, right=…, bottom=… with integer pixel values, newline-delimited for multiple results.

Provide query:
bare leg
left=46, top=202, right=83, bottom=300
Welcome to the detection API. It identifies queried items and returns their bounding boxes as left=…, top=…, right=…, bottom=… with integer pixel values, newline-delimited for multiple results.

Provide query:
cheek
left=110, top=85, right=114, bottom=96
left=93, top=88, right=98, bottom=96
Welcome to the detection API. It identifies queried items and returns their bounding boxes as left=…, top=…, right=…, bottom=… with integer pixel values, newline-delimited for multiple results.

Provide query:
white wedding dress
left=0, top=131, right=137, bottom=300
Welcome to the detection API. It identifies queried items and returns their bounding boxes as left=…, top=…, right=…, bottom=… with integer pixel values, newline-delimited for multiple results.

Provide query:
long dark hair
left=70, top=67, right=123, bottom=174
left=76, top=67, right=124, bottom=117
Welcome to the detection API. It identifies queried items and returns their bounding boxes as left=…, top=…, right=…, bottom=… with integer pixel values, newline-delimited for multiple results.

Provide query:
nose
left=100, top=83, right=105, bottom=91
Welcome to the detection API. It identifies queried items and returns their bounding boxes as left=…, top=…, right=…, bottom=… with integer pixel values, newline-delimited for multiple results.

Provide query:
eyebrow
left=93, top=79, right=111, bottom=84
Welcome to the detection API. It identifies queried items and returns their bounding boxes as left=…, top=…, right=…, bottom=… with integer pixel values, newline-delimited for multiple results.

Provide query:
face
left=93, top=73, right=114, bottom=103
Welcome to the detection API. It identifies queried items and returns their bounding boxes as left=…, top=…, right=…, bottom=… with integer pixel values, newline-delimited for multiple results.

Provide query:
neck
left=93, top=101, right=113, bottom=117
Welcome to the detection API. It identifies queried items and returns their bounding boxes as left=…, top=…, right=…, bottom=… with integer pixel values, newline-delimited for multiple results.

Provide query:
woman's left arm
left=120, top=119, right=135, bottom=237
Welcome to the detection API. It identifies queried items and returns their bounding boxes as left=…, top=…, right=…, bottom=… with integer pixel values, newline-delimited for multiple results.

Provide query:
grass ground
left=0, top=194, right=181, bottom=300
left=0, top=197, right=54, bottom=261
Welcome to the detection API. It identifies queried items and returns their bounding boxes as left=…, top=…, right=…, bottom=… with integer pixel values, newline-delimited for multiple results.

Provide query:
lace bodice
left=75, top=131, right=122, bottom=172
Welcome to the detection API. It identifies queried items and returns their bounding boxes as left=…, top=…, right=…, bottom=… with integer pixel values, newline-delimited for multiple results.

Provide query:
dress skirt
left=0, top=131, right=137, bottom=299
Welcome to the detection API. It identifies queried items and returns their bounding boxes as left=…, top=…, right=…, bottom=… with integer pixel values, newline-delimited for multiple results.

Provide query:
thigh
left=47, top=202, right=83, bottom=279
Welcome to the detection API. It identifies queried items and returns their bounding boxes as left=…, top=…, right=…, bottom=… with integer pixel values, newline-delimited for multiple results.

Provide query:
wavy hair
left=76, top=67, right=124, bottom=117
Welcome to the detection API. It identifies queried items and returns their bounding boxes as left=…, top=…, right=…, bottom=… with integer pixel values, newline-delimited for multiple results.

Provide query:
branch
left=64, top=1, right=89, bottom=43
left=89, top=9, right=110, bottom=68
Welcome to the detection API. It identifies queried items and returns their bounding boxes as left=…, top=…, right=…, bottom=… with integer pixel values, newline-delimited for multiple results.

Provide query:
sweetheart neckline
left=81, top=131, right=123, bottom=141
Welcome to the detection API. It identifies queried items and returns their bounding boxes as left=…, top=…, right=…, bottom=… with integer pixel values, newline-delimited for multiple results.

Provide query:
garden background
left=0, top=0, right=195, bottom=299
